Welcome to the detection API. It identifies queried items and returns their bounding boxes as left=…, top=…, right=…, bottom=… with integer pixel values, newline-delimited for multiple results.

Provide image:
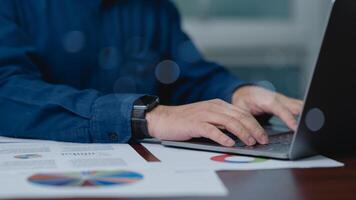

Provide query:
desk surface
left=214, top=154, right=356, bottom=200
left=20, top=151, right=356, bottom=200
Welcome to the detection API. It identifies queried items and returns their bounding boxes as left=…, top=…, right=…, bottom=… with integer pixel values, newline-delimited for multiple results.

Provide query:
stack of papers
left=0, top=136, right=344, bottom=199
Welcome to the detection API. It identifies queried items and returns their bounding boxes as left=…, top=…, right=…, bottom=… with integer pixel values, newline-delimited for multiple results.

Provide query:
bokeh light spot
left=62, top=31, right=85, bottom=53
left=155, top=60, right=180, bottom=84
left=250, top=80, right=277, bottom=106
left=256, top=80, right=277, bottom=92
left=305, top=108, right=325, bottom=132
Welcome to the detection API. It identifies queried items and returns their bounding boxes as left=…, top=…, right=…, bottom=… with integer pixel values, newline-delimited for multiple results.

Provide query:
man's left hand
left=232, top=85, right=303, bottom=131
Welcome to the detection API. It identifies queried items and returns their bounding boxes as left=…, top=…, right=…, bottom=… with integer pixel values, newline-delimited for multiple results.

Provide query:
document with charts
left=0, top=142, right=147, bottom=172
left=0, top=167, right=227, bottom=198
left=143, top=143, right=344, bottom=170
left=0, top=138, right=227, bottom=198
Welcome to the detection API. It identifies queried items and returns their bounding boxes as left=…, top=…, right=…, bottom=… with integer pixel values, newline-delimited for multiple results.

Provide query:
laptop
left=161, top=0, right=356, bottom=160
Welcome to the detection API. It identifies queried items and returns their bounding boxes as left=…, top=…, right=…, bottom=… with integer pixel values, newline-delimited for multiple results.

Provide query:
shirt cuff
left=90, top=93, right=146, bottom=143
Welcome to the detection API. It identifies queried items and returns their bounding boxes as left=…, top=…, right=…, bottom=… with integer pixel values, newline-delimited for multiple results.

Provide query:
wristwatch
left=131, top=95, right=160, bottom=140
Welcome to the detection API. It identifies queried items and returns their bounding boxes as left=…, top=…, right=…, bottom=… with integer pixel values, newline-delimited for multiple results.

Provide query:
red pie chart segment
left=211, top=154, right=267, bottom=163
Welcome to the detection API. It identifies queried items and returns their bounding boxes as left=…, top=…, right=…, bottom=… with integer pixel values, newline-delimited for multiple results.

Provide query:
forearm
left=0, top=72, right=145, bottom=143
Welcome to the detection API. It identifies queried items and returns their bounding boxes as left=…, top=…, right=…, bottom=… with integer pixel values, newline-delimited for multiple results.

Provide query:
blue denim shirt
left=0, top=0, right=246, bottom=143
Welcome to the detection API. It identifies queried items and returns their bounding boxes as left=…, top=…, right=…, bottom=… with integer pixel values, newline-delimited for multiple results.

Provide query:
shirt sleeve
left=0, top=1, right=145, bottom=143
left=157, top=1, right=248, bottom=105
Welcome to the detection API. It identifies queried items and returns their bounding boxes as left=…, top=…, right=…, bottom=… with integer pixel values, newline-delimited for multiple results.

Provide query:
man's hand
left=146, top=86, right=303, bottom=147
left=232, top=85, right=303, bottom=131
left=146, top=99, right=268, bottom=147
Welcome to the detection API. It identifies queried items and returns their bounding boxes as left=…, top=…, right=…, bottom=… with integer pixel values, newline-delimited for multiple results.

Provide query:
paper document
left=0, top=142, right=147, bottom=172
left=143, top=143, right=344, bottom=170
left=0, top=138, right=228, bottom=198
left=0, top=168, right=227, bottom=199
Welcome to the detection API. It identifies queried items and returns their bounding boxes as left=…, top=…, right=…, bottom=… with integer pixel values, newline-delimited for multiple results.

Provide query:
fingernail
left=248, top=137, right=256, bottom=145
left=261, top=135, right=269, bottom=144
left=227, top=140, right=235, bottom=146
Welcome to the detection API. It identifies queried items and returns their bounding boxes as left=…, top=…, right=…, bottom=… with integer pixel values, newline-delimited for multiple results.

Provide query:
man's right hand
left=145, top=99, right=269, bottom=147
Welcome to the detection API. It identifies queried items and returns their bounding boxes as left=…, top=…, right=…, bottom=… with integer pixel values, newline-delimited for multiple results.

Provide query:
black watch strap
left=131, top=111, right=149, bottom=139
left=131, top=96, right=159, bottom=140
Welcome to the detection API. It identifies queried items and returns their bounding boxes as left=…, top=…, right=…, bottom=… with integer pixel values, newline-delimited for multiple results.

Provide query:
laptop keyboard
left=235, top=132, right=293, bottom=146
left=234, top=132, right=294, bottom=153
left=187, top=127, right=294, bottom=154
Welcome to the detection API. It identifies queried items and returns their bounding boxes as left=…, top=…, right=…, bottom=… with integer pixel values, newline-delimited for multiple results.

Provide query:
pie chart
left=211, top=154, right=266, bottom=163
left=28, top=170, right=143, bottom=187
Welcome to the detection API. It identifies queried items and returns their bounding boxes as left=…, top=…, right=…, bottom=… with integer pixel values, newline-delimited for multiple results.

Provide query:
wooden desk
left=213, top=154, right=356, bottom=200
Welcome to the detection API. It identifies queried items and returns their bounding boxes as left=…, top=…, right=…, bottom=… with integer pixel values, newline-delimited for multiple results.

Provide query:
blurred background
left=173, top=0, right=333, bottom=98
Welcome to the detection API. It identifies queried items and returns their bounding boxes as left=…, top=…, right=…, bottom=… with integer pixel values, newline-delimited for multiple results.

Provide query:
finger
left=289, top=99, right=303, bottom=115
left=271, top=102, right=298, bottom=131
left=198, top=124, right=235, bottom=147
left=280, top=96, right=303, bottom=115
left=208, top=101, right=267, bottom=144
left=214, top=107, right=267, bottom=144
left=288, top=102, right=303, bottom=115
left=204, top=112, right=256, bottom=146
left=234, top=112, right=269, bottom=144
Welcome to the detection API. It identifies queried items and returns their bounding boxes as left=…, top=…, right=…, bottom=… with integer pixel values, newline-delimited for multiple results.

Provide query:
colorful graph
left=211, top=154, right=266, bottom=163
left=28, top=170, right=143, bottom=187
left=14, top=154, right=42, bottom=159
